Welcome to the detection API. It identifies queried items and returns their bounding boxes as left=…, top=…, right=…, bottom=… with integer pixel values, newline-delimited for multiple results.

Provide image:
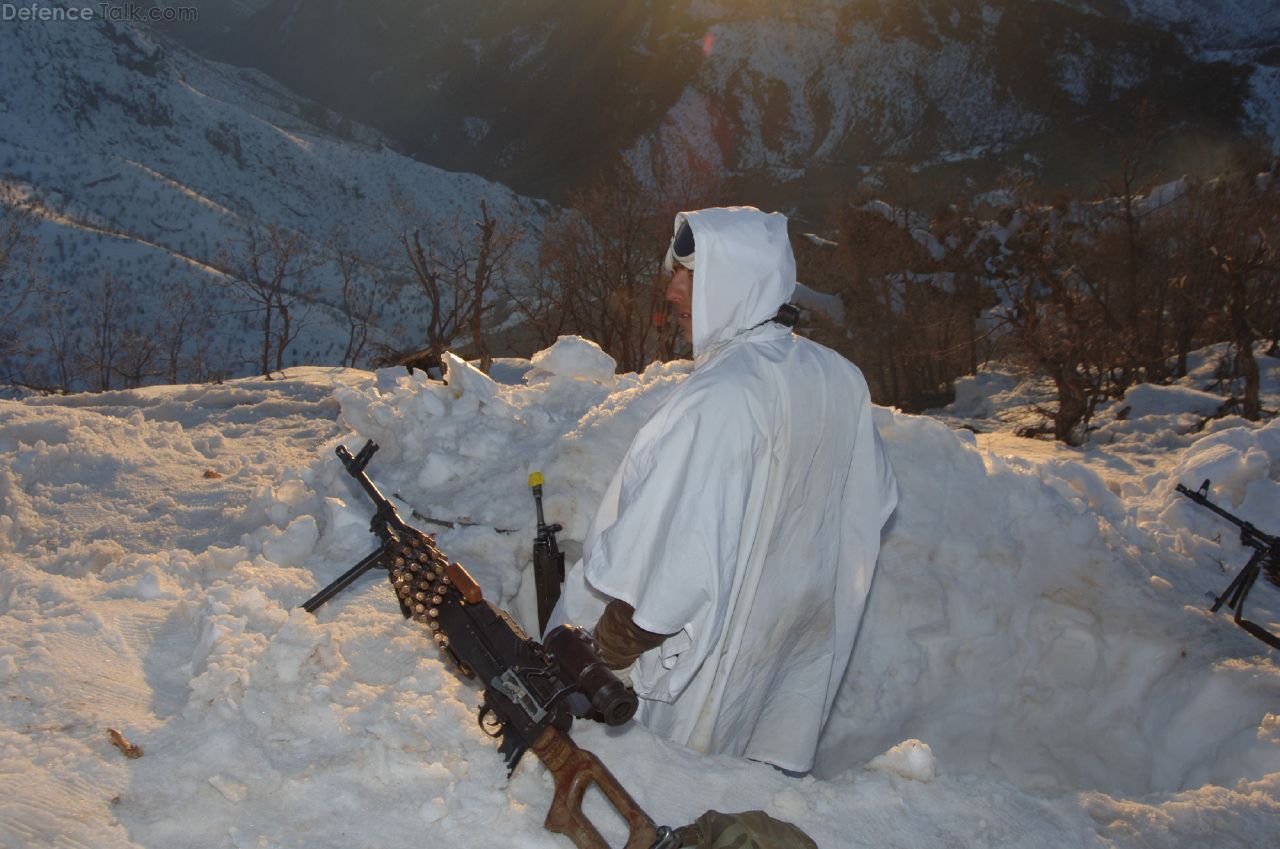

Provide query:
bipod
left=1176, top=479, right=1280, bottom=651
left=1209, top=546, right=1280, bottom=650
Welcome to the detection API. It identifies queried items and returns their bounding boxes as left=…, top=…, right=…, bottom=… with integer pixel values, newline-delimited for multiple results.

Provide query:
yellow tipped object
left=528, top=471, right=545, bottom=488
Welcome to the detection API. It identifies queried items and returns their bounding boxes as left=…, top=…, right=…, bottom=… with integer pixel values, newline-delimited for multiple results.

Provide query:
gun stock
left=533, top=727, right=660, bottom=849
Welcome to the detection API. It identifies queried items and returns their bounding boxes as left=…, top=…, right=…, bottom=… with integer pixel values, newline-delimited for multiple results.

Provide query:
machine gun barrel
left=336, top=441, right=410, bottom=534
left=1175, top=480, right=1277, bottom=549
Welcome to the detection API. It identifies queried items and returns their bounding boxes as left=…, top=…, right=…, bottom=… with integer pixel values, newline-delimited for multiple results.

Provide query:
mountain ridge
left=165, top=0, right=1280, bottom=212
left=0, top=6, right=548, bottom=389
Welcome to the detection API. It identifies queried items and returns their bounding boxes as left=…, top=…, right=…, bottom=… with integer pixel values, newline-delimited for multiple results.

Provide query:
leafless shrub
left=216, top=223, right=319, bottom=378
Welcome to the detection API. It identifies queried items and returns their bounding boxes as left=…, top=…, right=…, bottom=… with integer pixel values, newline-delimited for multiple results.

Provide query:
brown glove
left=592, top=599, right=669, bottom=670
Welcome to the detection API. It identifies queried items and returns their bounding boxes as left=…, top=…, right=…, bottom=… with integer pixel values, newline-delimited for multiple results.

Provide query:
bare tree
left=1165, top=177, right=1231, bottom=377
left=332, top=243, right=383, bottom=368
left=466, top=202, right=520, bottom=373
left=1099, top=100, right=1164, bottom=384
left=1203, top=173, right=1279, bottom=420
left=830, top=202, right=917, bottom=403
left=504, top=254, right=576, bottom=352
left=155, top=278, right=217, bottom=384
left=37, top=295, right=78, bottom=393
left=80, top=273, right=124, bottom=392
left=68, top=275, right=163, bottom=391
left=811, top=189, right=990, bottom=412
left=0, top=187, right=45, bottom=370
left=395, top=200, right=520, bottom=372
left=401, top=226, right=462, bottom=364
left=990, top=201, right=1111, bottom=443
left=934, top=205, right=1000, bottom=376
left=113, top=328, right=162, bottom=388
left=524, top=152, right=720, bottom=372
left=217, top=224, right=317, bottom=377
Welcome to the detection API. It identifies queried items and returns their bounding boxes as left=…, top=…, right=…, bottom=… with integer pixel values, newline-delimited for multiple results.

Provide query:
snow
left=865, top=740, right=936, bottom=783
left=1246, top=64, right=1280, bottom=153
left=1123, top=0, right=1280, bottom=50
left=527, top=336, right=619, bottom=384
left=1, top=342, right=1278, bottom=849
left=646, top=5, right=1046, bottom=178
left=947, top=364, right=1028, bottom=419
left=792, top=281, right=845, bottom=325
left=1120, top=383, right=1227, bottom=418
left=0, top=8, right=548, bottom=386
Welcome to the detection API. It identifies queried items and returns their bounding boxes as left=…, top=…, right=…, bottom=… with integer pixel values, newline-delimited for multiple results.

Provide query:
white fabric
left=547, top=206, right=898, bottom=772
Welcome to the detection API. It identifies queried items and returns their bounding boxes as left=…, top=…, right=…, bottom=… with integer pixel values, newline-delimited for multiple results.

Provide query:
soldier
left=550, top=206, right=897, bottom=773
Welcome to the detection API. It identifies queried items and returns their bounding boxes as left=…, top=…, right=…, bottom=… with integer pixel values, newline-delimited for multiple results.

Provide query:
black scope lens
left=544, top=624, right=637, bottom=726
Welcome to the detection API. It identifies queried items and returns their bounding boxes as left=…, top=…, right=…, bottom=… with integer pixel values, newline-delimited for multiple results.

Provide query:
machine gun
left=1176, top=479, right=1280, bottom=650
left=304, top=440, right=678, bottom=849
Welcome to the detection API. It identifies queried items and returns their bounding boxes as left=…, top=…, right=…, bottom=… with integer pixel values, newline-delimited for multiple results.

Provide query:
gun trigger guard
left=479, top=703, right=504, bottom=739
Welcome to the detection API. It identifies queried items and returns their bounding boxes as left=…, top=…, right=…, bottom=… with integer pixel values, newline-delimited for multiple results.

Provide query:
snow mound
left=528, top=336, right=618, bottom=383
left=1122, top=383, right=1226, bottom=418
left=817, top=410, right=1280, bottom=797
left=867, top=739, right=936, bottom=782
left=948, top=365, right=1025, bottom=418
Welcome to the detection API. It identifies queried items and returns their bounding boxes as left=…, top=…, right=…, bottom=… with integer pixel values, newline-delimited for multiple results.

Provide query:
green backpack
left=676, top=810, right=820, bottom=849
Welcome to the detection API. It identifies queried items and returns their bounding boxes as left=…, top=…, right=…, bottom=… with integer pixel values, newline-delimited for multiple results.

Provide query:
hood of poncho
left=675, top=207, right=796, bottom=358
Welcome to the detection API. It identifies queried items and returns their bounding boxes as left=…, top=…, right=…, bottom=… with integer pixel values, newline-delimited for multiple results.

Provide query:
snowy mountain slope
left=668, top=6, right=1045, bottom=172
left=198, top=0, right=703, bottom=200
left=671, top=1, right=1266, bottom=190
left=0, top=340, right=1277, bottom=848
left=186, top=0, right=1277, bottom=211
left=1123, top=0, right=1280, bottom=49
left=0, top=4, right=548, bottom=387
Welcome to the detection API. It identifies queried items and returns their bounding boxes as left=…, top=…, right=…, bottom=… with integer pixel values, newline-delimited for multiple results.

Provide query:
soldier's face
left=666, top=267, right=693, bottom=341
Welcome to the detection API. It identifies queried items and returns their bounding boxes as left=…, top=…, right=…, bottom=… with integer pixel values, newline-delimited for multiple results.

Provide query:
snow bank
left=321, top=347, right=1280, bottom=802
left=947, top=364, right=1028, bottom=419
left=527, top=336, right=619, bottom=383
left=0, top=345, right=1277, bottom=849
left=819, top=411, right=1280, bottom=797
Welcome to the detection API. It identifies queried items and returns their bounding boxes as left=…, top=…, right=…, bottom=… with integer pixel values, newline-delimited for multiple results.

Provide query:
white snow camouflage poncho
left=549, top=207, right=898, bottom=772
